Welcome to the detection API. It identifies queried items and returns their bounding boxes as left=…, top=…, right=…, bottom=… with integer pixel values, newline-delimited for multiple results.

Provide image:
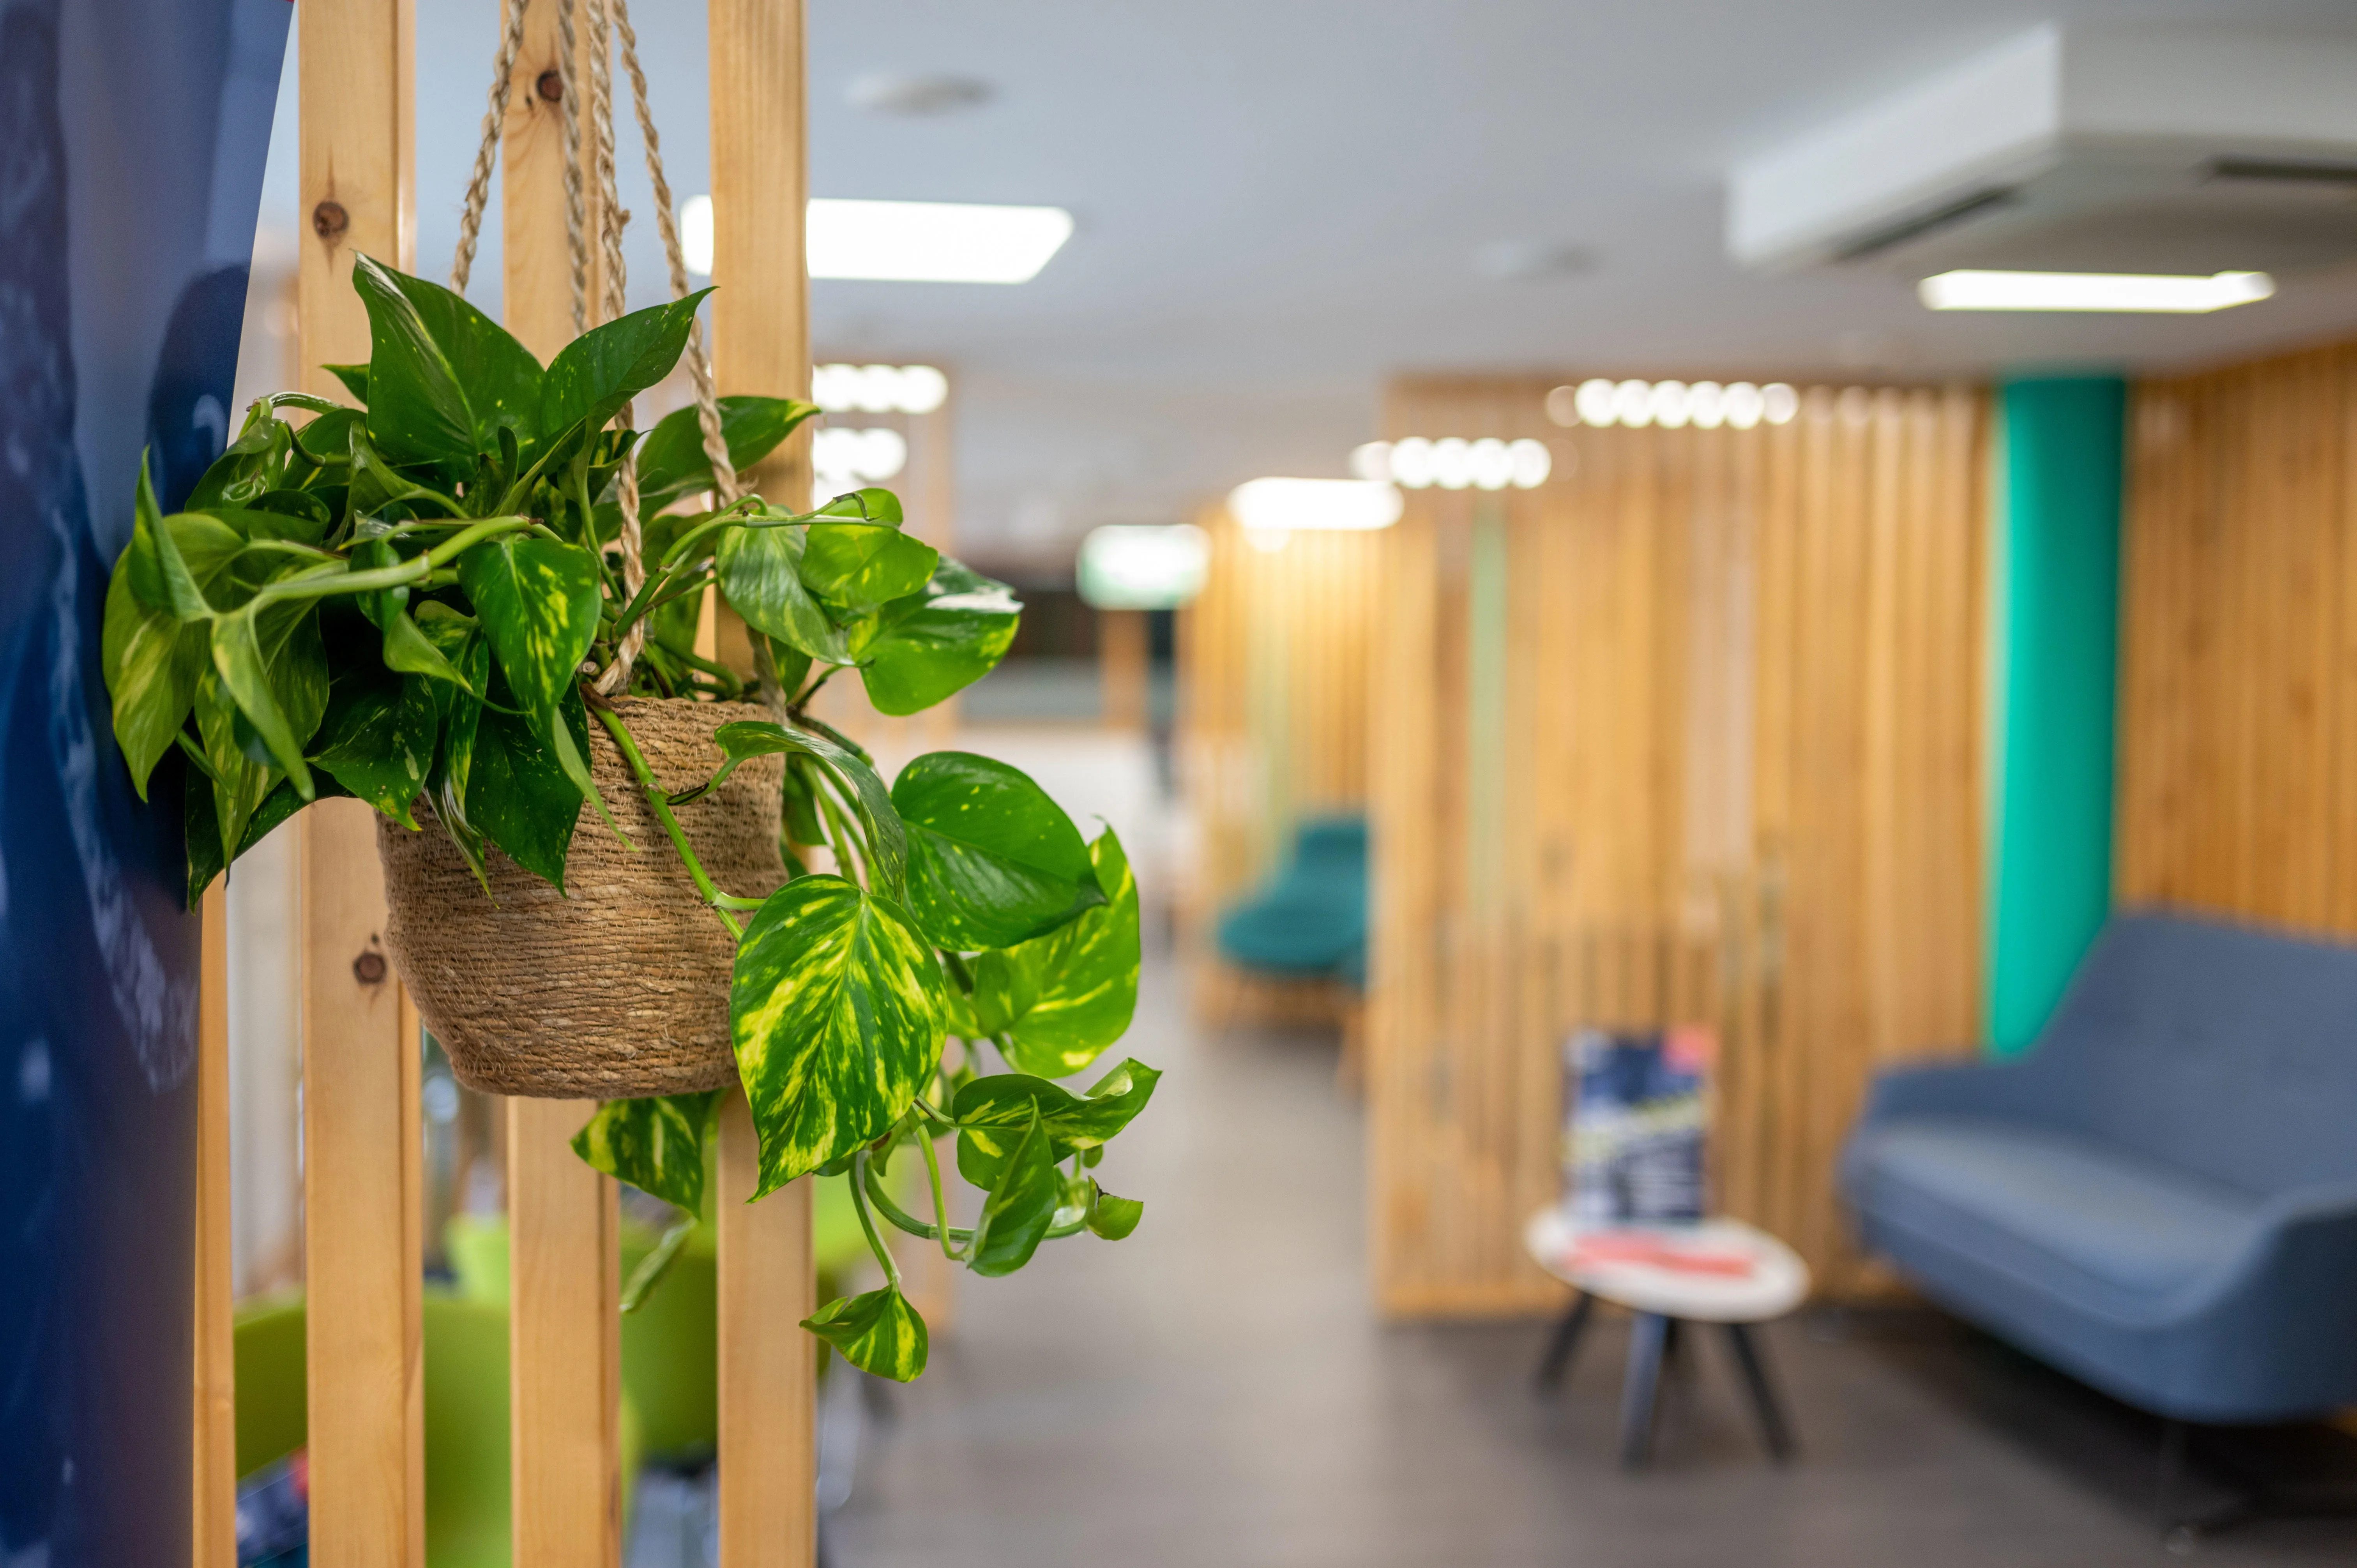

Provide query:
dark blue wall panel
left=0, top=0, right=287, bottom=1561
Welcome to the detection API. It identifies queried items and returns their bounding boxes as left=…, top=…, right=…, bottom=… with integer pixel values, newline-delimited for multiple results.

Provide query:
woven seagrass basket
left=379, top=696, right=786, bottom=1098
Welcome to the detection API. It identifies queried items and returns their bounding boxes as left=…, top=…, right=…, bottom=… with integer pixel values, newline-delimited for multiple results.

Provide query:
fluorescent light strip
left=1228, top=477, right=1404, bottom=533
left=811, top=363, right=949, bottom=415
left=1553, top=379, right=1796, bottom=431
left=1919, top=270, right=2275, bottom=314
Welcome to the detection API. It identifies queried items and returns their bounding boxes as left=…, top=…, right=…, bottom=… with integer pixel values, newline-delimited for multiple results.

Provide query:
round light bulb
left=856, top=427, right=909, bottom=480
left=1612, top=380, right=1654, bottom=429
left=1432, top=436, right=1474, bottom=489
left=1723, top=383, right=1764, bottom=430
left=895, top=364, right=949, bottom=414
left=1349, top=441, right=1394, bottom=482
left=1574, top=378, right=1618, bottom=427
left=1687, top=381, right=1725, bottom=430
left=1389, top=437, right=1435, bottom=489
left=1651, top=380, right=1691, bottom=429
left=1764, top=383, right=1800, bottom=426
left=1468, top=437, right=1513, bottom=490
left=1507, top=438, right=1552, bottom=488
left=1544, top=385, right=1582, bottom=427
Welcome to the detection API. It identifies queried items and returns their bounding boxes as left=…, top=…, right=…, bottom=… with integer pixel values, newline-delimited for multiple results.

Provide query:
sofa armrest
left=2164, top=1182, right=2357, bottom=1416
left=1857, top=1056, right=2051, bottom=1126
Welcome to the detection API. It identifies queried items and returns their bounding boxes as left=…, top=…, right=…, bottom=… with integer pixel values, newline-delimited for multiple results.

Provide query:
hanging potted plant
left=100, top=254, right=1151, bottom=1381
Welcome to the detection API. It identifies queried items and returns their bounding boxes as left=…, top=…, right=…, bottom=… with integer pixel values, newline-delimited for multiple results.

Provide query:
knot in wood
left=352, top=949, right=388, bottom=986
left=536, top=69, right=562, bottom=103
left=311, top=201, right=350, bottom=242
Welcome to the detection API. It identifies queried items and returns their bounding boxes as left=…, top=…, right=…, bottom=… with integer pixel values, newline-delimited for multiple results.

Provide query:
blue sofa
left=1843, top=911, right=2357, bottom=1423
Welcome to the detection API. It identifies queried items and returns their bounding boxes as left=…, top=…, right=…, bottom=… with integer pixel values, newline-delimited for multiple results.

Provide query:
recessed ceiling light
left=1077, top=524, right=1212, bottom=610
left=1474, top=239, right=1594, bottom=282
left=807, top=199, right=1074, bottom=283
left=1919, top=269, right=2275, bottom=313
left=846, top=72, right=993, bottom=116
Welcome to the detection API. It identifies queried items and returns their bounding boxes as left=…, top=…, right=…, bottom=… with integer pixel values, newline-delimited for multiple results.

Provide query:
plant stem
left=592, top=705, right=745, bottom=941
left=848, top=1153, right=904, bottom=1288
left=917, top=1126, right=959, bottom=1261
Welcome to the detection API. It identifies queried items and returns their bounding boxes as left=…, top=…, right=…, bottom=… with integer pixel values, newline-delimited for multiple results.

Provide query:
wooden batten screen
left=1176, top=505, right=1380, bottom=940
left=1370, top=376, right=1989, bottom=1315
left=2117, top=339, right=2357, bottom=933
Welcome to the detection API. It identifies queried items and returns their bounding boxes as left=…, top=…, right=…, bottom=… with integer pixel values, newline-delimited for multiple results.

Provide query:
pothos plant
left=101, top=255, right=1152, bottom=1381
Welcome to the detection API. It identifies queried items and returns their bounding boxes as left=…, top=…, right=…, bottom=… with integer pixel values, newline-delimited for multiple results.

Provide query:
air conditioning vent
left=1729, top=25, right=2357, bottom=277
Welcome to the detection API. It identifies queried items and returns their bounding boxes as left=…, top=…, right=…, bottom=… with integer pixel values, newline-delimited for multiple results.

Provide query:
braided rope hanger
left=450, top=0, right=744, bottom=696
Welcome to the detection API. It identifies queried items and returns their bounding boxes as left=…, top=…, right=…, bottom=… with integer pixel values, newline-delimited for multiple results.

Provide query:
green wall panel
left=1986, top=377, right=2125, bottom=1055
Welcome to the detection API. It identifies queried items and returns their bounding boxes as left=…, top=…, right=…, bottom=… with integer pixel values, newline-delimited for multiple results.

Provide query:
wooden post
left=299, top=2, right=421, bottom=1564
left=708, top=5, right=817, bottom=1564
left=193, top=885, right=235, bottom=1568
left=300, top=802, right=424, bottom=1568
left=499, top=7, right=624, bottom=1564
left=1100, top=608, right=1150, bottom=731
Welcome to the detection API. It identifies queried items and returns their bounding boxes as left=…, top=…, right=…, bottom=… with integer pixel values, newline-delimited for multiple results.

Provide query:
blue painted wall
left=0, top=1, right=286, bottom=1560
left=1985, top=376, right=2126, bottom=1055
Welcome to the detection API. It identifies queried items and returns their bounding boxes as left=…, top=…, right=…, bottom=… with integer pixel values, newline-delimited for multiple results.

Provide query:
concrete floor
left=828, top=956, right=2357, bottom=1567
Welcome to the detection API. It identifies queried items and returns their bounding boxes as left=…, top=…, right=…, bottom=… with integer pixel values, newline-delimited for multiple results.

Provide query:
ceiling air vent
left=1728, top=25, right=2357, bottom=279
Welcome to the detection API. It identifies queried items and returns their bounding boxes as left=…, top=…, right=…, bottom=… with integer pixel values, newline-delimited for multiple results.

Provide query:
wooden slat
left=2117, top=336, right=2357, bottom=941
left=717, top=1097, right=815, bottom=1568
left=708, top=4, right=815, bottom=1560
left=1099, top=608, right=1149, bottom=730
left=193, top=885, right=235, bottom=1568
left=496, top=5, right=624, bottom=1561
left=508, top=1101, right=622, bottom=1568
left=1361, top=374, right=1990, bottom=1311
left=299, top=2, right=419, bottom=1560
left=301, top=800, right=424, bottom=1568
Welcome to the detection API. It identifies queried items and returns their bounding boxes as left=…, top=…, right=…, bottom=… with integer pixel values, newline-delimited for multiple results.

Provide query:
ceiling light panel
left=807, top=199, right=1074, bottom=283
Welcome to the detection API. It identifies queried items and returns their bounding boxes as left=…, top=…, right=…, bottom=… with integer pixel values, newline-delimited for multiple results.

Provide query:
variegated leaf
left=455, top=534, right=602, bottom=720
left=571, top=1091, right=722, bottom=1212
left=892, top=751, right=1104, bottom=950
left=732, top=876, right=944, bottom=1197
left=982, top=826, right=1141, bottom=1077
left=800, top=1284, right=928, bottom=1381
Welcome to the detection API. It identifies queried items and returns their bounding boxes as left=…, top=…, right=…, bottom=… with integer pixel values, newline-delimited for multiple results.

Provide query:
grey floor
left=825, top=955, right=2357, bottom=1567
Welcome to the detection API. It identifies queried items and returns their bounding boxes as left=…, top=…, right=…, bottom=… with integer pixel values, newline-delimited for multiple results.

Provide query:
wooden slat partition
left=1176, top=506, right=1380, bottom=952
left=499, top=5, right=624, bottom=1562
left=709, top=3, right=818, bottom=1563
left=194, top=886, right=235, bottom=1568
left=2118, top=338, right=2357, bottom=929
left=298, top=2, right=422, bottom=1561
left=1370, top=376, right=1989, bottom=1314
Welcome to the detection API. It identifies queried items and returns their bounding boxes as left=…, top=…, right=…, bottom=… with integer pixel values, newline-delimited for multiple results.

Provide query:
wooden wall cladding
left=1370, top=376, right=1989, bottom=1315
left=1177, top=507, right=1380, bottom=937
left=2118, top=340, right=2357, bottom=930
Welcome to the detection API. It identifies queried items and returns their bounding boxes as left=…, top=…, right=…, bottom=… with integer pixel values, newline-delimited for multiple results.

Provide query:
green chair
left=231, top=1292, right=642, bottom=1566
left=445, top=1178, right=881, bottom=1463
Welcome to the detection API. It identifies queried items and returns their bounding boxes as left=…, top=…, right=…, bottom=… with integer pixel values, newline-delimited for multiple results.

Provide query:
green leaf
left=293, top=406, right=364, bottom=464
left=811, top=487, right=903, bottom=525
left=465, top=685, right=588, bottom=887
left=954, top=1057, right=1162, bottom=1189
left=104, top=564, right=208, bottom=799
left=713, top=522, right=851, bottom=663
left=965, top=1110, right=1059, bottom=1277
left=731, top=876, right=944, bottom=1197
left=455, top=535, right=601, bottom=720
left=211, top=607, right=313, bottom=796
left=183, top=766, right=318, bottom=909
left=892, top=751, right=1104, bottom=950
left=632, top=395, right=816, bottom=511
left=422, top=621, right=494, bottom=888
left=124, top=496, right=242, bottom=624
left=1088, top=1186, right=1144, bottom=1241
left=990, top=827, right=1141, bottom=1077
left=351, top=254, right=544, bottom=464
left=695, top=719, right=906, bottom=896
left=800, top=1285, right=928, bottom=1382
left=311, top=670, right=436, bottom=828
left=381, top=607, right=474, bottom=690
left=322, top=362, right=371, bottom=404
left=800, top=524, right=938, bottom=613
left=194, top=667, right=276, bottom=855
left=571, top=1091, right=722, bottom=1212
left=857, top=560, right=1021, bottom=716
left=540, top=291, right=712, bottom=441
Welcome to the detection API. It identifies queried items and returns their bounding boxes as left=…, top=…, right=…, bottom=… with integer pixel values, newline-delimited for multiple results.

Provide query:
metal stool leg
left=1723, top=1321, right=1795, bottom=1463
left=1618, top=1312, right=1671, bottom=1468
left=1534, top=1291, right=1595, bottom=1391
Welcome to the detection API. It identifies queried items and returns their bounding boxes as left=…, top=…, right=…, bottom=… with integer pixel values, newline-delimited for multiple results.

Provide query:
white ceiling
left=258, top=1, right=2357, bottom=569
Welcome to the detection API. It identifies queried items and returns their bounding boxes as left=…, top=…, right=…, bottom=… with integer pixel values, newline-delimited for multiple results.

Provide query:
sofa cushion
left=1849, top=1116, right=2260, bottom=1306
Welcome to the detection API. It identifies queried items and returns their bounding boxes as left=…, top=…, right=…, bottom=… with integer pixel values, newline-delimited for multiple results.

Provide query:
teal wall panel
left=1986, top=377, right=2126, bottom=1055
